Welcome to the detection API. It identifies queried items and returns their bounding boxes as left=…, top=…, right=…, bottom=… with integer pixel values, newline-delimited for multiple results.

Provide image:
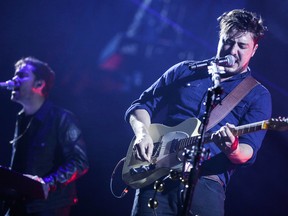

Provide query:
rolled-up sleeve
left=124, top=62, right=187, bottom=122
left=238, top=86, right=272, bottom=165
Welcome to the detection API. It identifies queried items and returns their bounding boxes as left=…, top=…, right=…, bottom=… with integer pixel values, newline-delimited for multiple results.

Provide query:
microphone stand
left=181, top=65, right=223, bottom=216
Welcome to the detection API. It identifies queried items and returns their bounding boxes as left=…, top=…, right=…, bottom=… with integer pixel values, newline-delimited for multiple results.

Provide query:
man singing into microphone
left=3, top=57, right=89, bottom=216
left=124, top=9, right=271, bottom=216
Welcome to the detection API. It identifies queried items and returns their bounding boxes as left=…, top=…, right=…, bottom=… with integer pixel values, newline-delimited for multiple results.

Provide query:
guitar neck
left=178, top=120, right=267, bottom=150
left=231, top=120, right=267, bottom=136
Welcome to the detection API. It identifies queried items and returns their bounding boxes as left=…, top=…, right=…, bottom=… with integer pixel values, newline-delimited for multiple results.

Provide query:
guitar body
left=122, top=116, right=288, bottom=189
left=122, top=117, right=202, bottom=189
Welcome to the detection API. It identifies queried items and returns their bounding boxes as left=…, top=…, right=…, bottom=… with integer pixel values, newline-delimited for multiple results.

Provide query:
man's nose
left=230, top=44, right=238, bottom=55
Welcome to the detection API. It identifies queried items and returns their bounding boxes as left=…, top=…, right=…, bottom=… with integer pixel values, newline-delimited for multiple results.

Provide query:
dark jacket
left=10, top=100, right=89, bottom=213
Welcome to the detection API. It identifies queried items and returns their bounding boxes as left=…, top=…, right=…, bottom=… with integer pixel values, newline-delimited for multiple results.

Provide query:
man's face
left=216, top=29, right=258, bottom=76
left=11, top=63, right=37, bottom=104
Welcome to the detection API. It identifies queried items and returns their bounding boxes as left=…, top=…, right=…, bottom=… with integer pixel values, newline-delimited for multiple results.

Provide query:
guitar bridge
left=130, top=164, right=156, bottom=176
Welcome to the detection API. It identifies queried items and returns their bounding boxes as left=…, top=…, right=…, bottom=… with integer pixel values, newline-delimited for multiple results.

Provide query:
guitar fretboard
left=177, top=120, right=266, bottom=150
left=232, top=121, right=265, bottom=136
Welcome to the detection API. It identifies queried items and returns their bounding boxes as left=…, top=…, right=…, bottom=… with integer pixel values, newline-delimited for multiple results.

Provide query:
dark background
left=0, top=1, right=288, bottom=215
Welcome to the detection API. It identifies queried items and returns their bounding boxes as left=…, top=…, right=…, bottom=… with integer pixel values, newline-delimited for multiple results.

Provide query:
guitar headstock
left=266, top=117, right=288, bottom=131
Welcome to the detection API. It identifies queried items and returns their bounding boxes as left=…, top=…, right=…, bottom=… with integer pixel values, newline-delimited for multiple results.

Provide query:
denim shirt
left=125, top=61, right=272, bottom=186
left=10, top=100, right=89, bottom=212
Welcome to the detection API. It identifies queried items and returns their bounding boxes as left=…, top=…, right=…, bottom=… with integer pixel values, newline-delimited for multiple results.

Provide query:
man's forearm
left=226, top=143, right=253, bottom=164
left=129, top=109, right=151, bottom=136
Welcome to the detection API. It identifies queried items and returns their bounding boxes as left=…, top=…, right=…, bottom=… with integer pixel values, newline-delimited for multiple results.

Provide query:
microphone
left=189, top=55, right=236, bottom=70
left=0, top=80, right=19, bottom=90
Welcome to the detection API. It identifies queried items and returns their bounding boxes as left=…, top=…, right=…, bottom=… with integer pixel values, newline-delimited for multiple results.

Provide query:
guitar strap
left=206, top=75, right=259, bottom=131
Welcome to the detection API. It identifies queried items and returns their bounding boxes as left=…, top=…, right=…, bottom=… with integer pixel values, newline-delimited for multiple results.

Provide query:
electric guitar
left=122, top=117, right=288, bottom=189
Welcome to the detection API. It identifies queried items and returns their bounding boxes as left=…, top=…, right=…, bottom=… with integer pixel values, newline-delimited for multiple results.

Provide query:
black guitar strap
left=206, top=75, right=259, bottom=131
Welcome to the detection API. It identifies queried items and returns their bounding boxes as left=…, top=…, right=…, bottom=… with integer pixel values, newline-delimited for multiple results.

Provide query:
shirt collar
left=222, top=70, right=252, bottom=82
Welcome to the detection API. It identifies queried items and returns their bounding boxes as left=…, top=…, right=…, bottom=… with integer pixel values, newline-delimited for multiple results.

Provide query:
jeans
left=131, top=177, right=225, bottom=216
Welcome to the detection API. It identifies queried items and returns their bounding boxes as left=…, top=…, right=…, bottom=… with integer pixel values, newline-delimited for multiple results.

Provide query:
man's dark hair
left=15, top=57, right=55, bottom=97
left=217, top=9, right=267, bottom=43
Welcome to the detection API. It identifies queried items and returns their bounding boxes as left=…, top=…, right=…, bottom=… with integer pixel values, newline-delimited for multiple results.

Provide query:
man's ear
left=251, top=43, right=258, bottom=57
left=33, top=80, right=46, bottom=96
left=34, top=80, right=45, bottom=88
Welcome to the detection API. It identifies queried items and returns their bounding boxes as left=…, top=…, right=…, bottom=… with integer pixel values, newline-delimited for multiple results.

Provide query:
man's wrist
left=230, top=136, right=239, bottom=153
left=226, top=137, right=240, bottom=160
